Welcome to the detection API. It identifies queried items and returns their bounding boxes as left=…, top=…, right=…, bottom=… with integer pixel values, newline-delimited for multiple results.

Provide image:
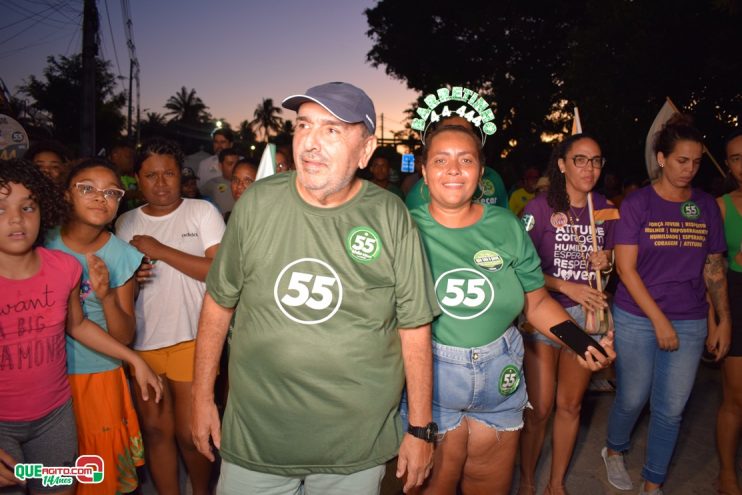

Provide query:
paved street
left=381, top=362, right=730, bottom=495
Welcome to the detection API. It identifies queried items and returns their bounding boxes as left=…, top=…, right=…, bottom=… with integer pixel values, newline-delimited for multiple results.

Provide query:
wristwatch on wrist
left=407, top=421, right=438, bottom=443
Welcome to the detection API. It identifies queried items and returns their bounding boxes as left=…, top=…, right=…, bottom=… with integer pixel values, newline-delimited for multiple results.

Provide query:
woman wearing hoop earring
left=518, top=133, right=618, bottom=495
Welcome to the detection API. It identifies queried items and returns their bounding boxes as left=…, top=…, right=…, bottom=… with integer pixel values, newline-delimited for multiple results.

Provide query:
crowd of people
left=0, top=81, right=739, bottom=495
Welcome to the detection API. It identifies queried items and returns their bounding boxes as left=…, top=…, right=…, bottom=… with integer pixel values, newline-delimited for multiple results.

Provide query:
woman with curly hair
left=518, top=134, right=618, bottom=494
left=0, top=159, right=162, bottom=494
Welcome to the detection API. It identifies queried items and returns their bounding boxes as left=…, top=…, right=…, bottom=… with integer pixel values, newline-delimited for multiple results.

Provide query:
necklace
left=569, top=204, right=588, bottom=222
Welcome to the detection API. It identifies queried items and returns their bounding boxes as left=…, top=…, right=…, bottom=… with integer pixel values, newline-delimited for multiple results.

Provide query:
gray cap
left=282, top=82, right=376, bottom=134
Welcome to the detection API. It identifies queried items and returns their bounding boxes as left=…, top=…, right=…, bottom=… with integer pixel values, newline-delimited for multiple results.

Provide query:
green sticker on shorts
left=680, top=201, right=700, bottom=220
left=499, top=364, right=520, bottom=396
left=346, top=226, right=382, bottom=263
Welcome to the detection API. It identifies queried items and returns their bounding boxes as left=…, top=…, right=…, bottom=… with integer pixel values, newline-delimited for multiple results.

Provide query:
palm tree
left=250, top=98, right=282, bottom=142
left=164, top=86, right=209, bottom=125
left=238, top=119, right=257, bottom=144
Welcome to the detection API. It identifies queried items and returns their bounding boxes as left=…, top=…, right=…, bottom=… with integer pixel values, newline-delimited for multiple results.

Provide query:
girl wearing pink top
left=0, top=159, right=162, bottom=494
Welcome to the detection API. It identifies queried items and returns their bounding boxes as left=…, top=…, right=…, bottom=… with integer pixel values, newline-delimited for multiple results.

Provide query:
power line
left=102, top=0, right=126, bottom=95
left=120, top=0, right=140, bottom=140
left=0, top=29, right=73, bottom=60
left=4, top=0, right=76, bottom=29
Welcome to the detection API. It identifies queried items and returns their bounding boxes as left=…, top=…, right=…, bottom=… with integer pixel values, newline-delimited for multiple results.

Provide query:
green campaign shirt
left=405, top=166, right=508, bottom=210
left=206, top=172, right=439, bottom=476
left=411, top=204, right=544, bottom=348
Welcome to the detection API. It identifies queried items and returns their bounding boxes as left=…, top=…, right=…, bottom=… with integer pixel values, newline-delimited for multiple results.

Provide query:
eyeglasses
left=570, top=155, right=606, bottom=169
left=74, top=182, right=125, bottom=201
left=276, top=162, right=290, bottom=172
left=231, top=177, right=255, bottom=187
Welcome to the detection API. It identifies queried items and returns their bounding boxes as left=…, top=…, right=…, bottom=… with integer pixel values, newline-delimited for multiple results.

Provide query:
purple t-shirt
left=613, top=185, right=725, bottom=320
left=523, top=193, right=617, bottom=308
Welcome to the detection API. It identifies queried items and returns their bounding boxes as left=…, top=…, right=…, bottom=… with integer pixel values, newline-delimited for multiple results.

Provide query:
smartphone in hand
left=550, top=320, right=608, bottom=357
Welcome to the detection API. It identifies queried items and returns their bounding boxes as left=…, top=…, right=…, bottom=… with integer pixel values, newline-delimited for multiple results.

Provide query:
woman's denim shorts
left=401, top=326, right=528, bottom=437
left=521, top=304, right=602, bottom=349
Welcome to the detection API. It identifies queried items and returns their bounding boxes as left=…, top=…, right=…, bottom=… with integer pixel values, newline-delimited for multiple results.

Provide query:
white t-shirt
left=197, top=155, right=221, bottom=188
left=115, top=199, right=226, bottom=350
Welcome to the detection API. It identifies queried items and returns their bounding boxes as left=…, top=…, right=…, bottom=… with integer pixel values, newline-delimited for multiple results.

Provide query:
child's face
left=0, top=182, right=41, bottom=257
left=67, top=166, right=122, bottom=227
left=33, top=151, right=66, bottom=185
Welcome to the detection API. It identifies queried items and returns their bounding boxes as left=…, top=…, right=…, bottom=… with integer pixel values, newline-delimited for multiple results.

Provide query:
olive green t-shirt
left=206, top=172, right=439, bottom=475
left=411, top=204, right=544, bottom=348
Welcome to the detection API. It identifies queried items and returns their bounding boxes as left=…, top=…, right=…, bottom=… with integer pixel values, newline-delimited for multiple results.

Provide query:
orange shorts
left=135, top=340, right=196, bottom=382
left=69, top=367, right=144, bottom=494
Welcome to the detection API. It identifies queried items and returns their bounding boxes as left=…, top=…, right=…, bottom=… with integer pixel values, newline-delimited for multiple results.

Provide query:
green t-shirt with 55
left=411, top=204, right=544, bottom=348
left=206, top=172, right=439, bottom=476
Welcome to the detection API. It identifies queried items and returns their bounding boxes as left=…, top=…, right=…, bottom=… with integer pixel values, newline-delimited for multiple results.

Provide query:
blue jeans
left=606, top=306, right=706, bottom=484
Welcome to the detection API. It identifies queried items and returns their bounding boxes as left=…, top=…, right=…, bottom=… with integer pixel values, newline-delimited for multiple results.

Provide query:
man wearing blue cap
left=192, top=82, right=439, bottom=494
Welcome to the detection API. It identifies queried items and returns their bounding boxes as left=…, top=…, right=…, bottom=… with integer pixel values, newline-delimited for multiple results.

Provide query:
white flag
left=645, top=99, right=677, bottom=180
left=571, top=107, right=582, bottom=135
left=255, top=143, right=276, bottom=181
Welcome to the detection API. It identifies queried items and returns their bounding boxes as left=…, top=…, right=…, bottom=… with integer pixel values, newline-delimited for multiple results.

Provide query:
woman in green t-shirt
left=403, top=125, right=615, bottom=494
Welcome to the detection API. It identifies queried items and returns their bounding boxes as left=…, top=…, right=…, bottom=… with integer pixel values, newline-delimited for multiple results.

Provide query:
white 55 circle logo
left=274, top=258, right=343, bottom=325
left=434, top=268, right=494, bottom=320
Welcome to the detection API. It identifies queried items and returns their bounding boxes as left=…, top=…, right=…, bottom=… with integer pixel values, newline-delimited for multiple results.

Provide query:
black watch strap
left=407, top=421, right=438, bottom=443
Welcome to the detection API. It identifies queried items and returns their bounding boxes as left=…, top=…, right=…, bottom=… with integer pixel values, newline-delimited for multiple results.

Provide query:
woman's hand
left=589, top=250, right=611, bottom=272
left=561, top=281, right=607, bottom=311
left=706, top=319, right=731, bottom=361
left=86, top=254, right=111, bottom=301
left=130, top=235, right=165, bottom=260
left=653, top=318, right=679, bottom=351
left=576, top=330, right=616, bottom=371
left=135, top=258, right=155, bottom=284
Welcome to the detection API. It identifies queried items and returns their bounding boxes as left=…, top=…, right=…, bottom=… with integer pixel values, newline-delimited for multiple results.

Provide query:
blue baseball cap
left=282, top=82, right=376, bottom=134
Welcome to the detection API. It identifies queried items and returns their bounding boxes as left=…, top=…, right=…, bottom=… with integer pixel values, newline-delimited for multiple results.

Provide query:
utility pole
left=80, top=0, right=99, bottom=156
left=127, top=59, right=133, bottom=139
left=380, top=112, right=384, bottom=147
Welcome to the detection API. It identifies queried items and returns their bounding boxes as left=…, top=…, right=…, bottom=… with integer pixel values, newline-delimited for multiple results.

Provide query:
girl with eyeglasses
left=45, top=157, right=154, bottom=495
left=518, top=133, right=618, bottom=495
left=602, top=115, right=730, bottom=495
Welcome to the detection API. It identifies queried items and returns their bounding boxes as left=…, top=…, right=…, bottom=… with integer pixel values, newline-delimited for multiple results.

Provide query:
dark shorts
left=729, top=270, right=742, bottom=357
left=0, top=399, right=78, bottom=493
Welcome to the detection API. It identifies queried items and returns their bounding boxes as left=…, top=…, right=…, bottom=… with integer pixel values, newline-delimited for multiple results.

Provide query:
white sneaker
left=601, top=447, right=633, bottom=490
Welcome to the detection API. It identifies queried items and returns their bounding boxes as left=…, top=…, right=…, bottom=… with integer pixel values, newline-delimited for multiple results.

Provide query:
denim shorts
left=401, top=326, right=528, bottom=436
left=521, top=304, right=600, bottom=349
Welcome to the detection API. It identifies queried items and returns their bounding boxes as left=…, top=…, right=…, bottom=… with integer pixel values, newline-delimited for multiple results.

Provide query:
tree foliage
left=164, top=86, right=211, bottom=125
left=20, top=54, right=126, bottom=152
left=251, top=98, right=283, bottom=142
left=366, top=0, right=742, bottom=181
